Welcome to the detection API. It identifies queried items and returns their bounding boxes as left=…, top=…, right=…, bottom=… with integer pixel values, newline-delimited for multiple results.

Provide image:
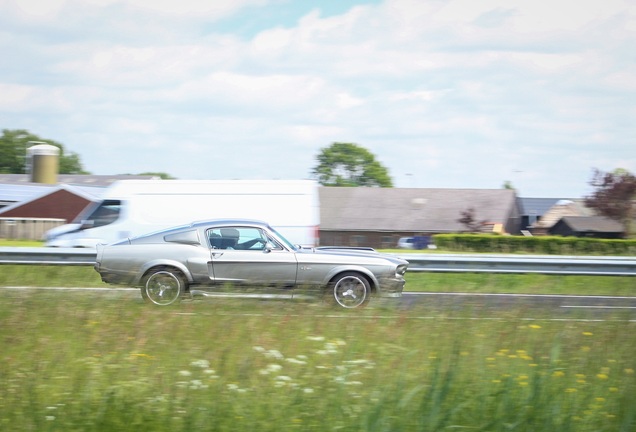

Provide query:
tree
left=0, top=129, right=89, bottom=174
left=312, top=142, right=393, bottom=187
left=457, top=207, right=487, bottom=233
left=123, top=172, right=176, bottom=179
left=137, top=172, right=176, bottom=179
left=585, top=168, right=636, bottom=236
left=502, top=181, right=515, bottom=190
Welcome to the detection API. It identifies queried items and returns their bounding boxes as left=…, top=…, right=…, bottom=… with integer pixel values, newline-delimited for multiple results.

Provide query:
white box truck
left=45, top=179, right=320, bottom=248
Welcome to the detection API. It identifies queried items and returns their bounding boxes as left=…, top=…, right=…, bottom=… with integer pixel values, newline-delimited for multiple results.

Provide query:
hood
left=298, top=246, right=408, bottom=264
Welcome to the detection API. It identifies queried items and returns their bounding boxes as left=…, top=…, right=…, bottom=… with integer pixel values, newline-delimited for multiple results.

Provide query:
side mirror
left=263, top=242, right=275, bottom=253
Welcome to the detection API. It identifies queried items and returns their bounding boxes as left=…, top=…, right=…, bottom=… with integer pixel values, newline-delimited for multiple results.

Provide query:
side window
left=208, top=227, right=281, bottom=250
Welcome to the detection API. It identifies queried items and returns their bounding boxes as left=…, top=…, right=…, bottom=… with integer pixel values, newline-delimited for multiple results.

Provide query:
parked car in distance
left=397, top=237, right=415, bottom=249
left=397, top=236, right=436, bottom=250
left=95, top=219, right=408, bottom=309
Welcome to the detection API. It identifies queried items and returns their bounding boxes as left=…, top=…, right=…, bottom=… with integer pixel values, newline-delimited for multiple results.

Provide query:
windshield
left=268, top=226, right=297, bottom=250
left=73, top=200, right=122, bottom=229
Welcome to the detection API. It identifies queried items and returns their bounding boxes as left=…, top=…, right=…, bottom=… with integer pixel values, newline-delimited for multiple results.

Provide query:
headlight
left=396, top=264, right=408, bottom=277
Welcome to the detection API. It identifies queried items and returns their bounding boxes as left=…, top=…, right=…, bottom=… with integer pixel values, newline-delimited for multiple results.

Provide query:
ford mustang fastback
left=95, top=219, right=408, bottom=308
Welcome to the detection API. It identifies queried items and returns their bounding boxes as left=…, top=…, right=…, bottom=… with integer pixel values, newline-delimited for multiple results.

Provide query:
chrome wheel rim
left=145, top=271, right=181, bottom=305
left=333, top=275, right=368, bottom=308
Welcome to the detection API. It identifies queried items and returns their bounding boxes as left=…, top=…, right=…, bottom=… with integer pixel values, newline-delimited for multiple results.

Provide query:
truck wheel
left=141, top=268, right=186, bottom=306
left=328, top=272, right=371, bottom=309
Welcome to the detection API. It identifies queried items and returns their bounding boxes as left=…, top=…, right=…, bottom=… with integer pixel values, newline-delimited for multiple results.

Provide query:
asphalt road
left=397, top=292, right=636, bottom=321
left=3, top=287, right=636, bottom=322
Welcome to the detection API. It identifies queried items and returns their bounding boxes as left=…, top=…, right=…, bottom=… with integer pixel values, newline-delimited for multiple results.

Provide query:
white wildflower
left=190, top=360, right=210, bottom=369
left=306, top=336, right=325, bottom=341
left=260, top=364, right=283, bottom=375
left=189, top=380, right=208, bottom=390
left=178, top=370, right=192, bottom=377
left=276, top=375, right=293, bottom=381
left=343, top=359, right=372, bottom=365
left=265, top=349, right=284, bottom=359
left=286, top=358, right=307, bottom=365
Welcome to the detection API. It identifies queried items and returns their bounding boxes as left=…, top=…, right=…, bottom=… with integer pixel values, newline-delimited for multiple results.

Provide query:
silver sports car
left=95, top=219, right=408, bottom=308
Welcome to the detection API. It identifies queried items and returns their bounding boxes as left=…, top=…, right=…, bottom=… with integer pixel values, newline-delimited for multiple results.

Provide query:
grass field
left=1, top=252, right=635, bottom=430
left=1, top=290, right=634, bottom=431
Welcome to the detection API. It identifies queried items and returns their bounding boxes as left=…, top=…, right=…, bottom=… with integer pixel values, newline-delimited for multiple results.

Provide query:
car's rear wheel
left=141, top=267, right=186, bottom=306
left=328, top=272, right=371, bottom=309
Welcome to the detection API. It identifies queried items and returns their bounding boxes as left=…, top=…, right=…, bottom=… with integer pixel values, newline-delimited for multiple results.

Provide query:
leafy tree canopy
left=312, top=142, right=393, bottom=187
left=122, top=172, right=176, bottom=179
left=585, top=168, right=636, bottom=236
left=0, top=129, right=89, bottom=174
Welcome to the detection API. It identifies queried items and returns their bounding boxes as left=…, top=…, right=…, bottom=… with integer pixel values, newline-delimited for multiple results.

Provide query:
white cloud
left=0, top=0, right=634, bottom=196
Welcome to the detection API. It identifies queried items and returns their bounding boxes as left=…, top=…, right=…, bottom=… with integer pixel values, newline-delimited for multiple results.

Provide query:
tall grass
left=1, top=291, right=634, bottom=431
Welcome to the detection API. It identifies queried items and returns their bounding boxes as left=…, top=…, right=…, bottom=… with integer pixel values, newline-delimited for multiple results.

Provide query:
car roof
left=189, top=219, right=270, bottom=229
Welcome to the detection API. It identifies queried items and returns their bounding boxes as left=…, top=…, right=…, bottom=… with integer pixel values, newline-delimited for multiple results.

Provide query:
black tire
left=141, top=267, right=186, bottom=306
left=328, top=272, right=371, bottom=309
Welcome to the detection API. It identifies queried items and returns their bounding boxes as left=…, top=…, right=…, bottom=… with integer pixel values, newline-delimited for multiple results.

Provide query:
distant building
left=517, top=197, right=572, bottom=231
left=529, top=199, right=595, bottom=236
left=549, top=216, right=625, bottom=238
left=319, top=187, right=520, bottom=248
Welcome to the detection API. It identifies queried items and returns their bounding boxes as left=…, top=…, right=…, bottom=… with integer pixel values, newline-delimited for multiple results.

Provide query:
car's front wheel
left=141, top=267, right=186, bottom=306
left=328, top=272, right=371, bottom=309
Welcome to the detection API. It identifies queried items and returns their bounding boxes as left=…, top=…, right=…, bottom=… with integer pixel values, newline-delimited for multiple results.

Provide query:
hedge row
left=432, top=234, right=636, bottom=256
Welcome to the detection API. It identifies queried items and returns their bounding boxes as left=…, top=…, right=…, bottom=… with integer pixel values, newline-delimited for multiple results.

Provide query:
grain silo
left=27, top=142, right=59, bottom=184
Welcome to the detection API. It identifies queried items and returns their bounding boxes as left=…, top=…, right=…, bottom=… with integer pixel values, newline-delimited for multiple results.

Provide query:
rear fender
left=135, top=259, right=194, bottom=285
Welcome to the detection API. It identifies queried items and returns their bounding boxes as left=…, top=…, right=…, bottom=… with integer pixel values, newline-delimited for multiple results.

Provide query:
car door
left=208, top=226, right=298, bottom=287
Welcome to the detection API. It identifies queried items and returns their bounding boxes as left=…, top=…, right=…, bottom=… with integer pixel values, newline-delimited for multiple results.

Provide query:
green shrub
left=432, top=234, right=636, bottom=255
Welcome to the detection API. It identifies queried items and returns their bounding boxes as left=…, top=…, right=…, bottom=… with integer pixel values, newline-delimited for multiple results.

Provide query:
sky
left=1, top=0, right=635, bottom=198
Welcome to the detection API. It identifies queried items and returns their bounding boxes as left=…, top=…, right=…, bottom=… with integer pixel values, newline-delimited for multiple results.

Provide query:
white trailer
left=45, top=180, right=320, bottom=248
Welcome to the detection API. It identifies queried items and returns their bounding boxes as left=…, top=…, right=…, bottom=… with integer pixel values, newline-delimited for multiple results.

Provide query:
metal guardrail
left=0, top=247, right=97, bottom=265
left=397, top=253, right=636, bottom=276
left=0, top=248, right=635, bottom=276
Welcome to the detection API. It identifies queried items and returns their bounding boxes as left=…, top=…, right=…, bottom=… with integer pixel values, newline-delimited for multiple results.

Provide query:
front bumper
left=376, top=276, right=406, bottom=298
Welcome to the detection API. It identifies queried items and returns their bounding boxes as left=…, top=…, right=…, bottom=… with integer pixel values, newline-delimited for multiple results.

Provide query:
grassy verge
left=0, top=239, right=45, bottom=247
left=1, top=292, right=634, bottom=431
left=0, top=265, right=634, bottom=297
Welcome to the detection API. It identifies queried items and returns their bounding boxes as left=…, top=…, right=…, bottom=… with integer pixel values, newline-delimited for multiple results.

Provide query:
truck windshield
left=74, top=200, right=122, bottom=229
